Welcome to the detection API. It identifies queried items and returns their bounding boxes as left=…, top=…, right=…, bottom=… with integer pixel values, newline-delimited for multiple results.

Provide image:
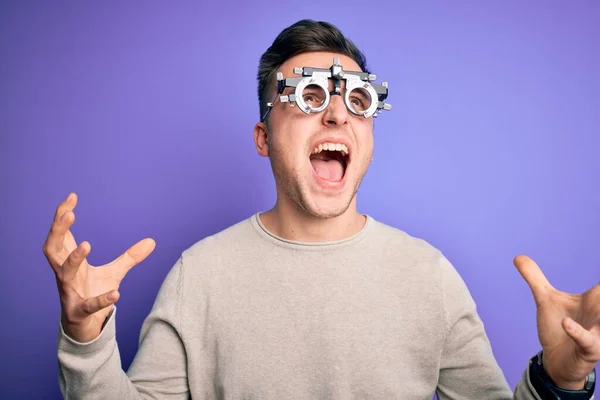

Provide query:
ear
left=253, top=121, right=269, bottom=158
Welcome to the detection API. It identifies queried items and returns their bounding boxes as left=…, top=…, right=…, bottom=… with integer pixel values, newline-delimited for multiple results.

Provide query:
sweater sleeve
left=57, top=257, right=189, bottom=399
left=434, top=252, right=540, bottom=400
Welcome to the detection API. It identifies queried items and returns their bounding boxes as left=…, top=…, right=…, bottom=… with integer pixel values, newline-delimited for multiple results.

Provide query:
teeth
left=311, top=142, right=349, bottom=157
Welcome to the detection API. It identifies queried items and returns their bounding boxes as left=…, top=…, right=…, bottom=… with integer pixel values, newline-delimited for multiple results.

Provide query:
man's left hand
left=514, top=254, right=599, bottom=389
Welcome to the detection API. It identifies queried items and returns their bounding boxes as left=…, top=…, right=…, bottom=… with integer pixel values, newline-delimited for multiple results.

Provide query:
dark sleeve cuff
left=528, top=351, right=595, bottom=399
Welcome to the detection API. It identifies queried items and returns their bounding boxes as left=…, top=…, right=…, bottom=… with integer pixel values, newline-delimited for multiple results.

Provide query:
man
left=45, top=19, right=597, bottom=399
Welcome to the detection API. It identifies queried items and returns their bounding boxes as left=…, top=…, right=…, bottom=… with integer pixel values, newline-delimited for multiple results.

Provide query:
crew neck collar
left=249, top=212, right=372, bottom=251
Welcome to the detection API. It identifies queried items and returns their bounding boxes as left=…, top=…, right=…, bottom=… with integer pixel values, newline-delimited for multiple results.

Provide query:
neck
left=259, top=196, right=366, bottom=243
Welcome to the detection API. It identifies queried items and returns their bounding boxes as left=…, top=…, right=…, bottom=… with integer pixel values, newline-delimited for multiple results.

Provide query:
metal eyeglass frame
left=260, top=57, right=391, bottom=122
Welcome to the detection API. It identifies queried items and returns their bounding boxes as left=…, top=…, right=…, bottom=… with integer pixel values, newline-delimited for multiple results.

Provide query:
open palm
left=43, top=193, right=156, bottom=342
left=514, top=255, right=599, bottom=388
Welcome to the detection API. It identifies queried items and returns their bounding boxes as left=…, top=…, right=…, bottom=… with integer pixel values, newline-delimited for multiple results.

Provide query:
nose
left=321, top=93, right=349, bottom=127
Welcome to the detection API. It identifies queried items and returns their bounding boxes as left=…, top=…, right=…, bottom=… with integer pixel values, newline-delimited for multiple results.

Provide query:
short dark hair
left=257, top=19, right=369, bottom=122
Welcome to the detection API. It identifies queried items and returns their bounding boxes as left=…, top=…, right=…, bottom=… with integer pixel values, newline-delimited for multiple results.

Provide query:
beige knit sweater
left=58, top=214, right=541, bottom=399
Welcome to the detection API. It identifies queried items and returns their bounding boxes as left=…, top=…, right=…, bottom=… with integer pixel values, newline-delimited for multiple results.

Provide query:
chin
left=299, top=179, right=358, bottom=219
left=300, top=203, right=351, bottom=220
left=272, top=153, right=366, bottom=219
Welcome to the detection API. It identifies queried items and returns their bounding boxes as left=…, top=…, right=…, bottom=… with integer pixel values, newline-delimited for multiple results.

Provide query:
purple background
left=1, top=1, right=599, bottom=398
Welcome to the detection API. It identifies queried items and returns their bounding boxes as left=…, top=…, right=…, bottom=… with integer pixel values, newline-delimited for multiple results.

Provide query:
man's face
left=256, top=52, right=374, bottom=219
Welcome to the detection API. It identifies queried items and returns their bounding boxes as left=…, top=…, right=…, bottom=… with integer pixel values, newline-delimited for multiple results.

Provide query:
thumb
left=112, top=238, right=156, bottom=273
left=513, top=254, right=554, bottom=306
left=562, top=317, right=600, bottom=360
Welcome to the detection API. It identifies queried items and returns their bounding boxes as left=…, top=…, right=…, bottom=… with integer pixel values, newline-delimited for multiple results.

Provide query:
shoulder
left=366, top=217, right=468, bottom=294
left=369, top=217, right=475, bottom=326
left=367, top=217, right=448, bottom=271
left=180, top=215, right=257, bottom=264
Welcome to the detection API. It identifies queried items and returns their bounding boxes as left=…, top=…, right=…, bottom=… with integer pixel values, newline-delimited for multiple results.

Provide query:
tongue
left=311, top=158, right=344, bottom=181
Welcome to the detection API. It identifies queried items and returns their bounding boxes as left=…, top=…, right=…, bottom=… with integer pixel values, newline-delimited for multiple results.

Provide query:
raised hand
left=43, top=193, right=156, bottom=343
left=514, top=254, right=599, bottom=389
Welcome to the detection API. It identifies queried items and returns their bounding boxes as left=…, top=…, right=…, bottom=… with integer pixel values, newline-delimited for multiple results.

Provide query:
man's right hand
left=43, top=193, right=156, bottom=343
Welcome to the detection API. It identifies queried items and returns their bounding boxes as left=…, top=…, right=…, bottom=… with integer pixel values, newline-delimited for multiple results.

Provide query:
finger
left=113, top=238, right=156, bottom=272
left=563, top=317, right=600, bottom=359
left=44, top=210, right=75, bottom=265
left=78, top=290, right=120, bottom=317
left=53, top=192, right=78, bottom=223
left=44, top=193, right=77, bottom=254
left=513, top=254, right=554, bottom=305
left=61, top=241, right=91, bottom=282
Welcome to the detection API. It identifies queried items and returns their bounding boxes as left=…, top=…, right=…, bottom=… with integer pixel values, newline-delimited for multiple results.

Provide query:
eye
left=303, top=92, right=323, bottom=105
left=350, top=97, right=364, bottom=107
left=348, top=88, right=371, bottom=113
left=301, top=84, right=326, bottom=109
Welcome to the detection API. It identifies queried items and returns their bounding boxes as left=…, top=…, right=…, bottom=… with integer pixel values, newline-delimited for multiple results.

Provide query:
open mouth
left=309, top=142, right=350, bottom=183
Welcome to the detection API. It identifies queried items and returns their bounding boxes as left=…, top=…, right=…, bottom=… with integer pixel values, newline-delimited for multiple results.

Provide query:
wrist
left=58, top=308, right=117, bottom=355
left=550, top=377, right=588, bottom=391
left=543, top=353, right=588, bottom=390
left=60, top=306, right=114, bottom=343
left=529, top=351, right=595, bottom=399
left=61, top=319, right=100, bottom=343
